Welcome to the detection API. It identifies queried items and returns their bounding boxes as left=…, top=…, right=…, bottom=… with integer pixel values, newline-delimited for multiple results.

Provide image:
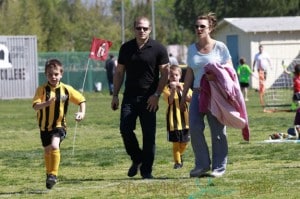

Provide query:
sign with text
left=0, top=36, right=38, bottom=99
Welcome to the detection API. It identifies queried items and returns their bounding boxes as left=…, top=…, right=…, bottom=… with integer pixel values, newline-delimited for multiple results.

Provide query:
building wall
left=0, top=36, right=38, bottom=99
left=214, top=25, right=253, bottom=68
left=214, top=24, right=300, bottom=89
left=250, top=32, right=300, bottom=89
left=250, top=31, right=300, bottom=62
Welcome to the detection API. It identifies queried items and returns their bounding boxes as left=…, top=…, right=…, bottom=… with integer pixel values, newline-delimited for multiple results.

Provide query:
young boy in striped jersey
left=32, top=59, right=86, bottom=189
left=162, top=65, right=192, bottom=169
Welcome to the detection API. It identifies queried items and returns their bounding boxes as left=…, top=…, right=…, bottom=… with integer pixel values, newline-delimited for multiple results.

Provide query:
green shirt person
left=237, top=57, right=252, bottom=101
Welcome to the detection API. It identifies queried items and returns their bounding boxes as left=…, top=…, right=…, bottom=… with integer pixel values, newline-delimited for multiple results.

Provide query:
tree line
left=0, top=0, right=298, bottom=52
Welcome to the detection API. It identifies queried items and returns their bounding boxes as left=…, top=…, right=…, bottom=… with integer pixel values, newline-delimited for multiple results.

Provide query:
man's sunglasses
left=194, top=25, right=208, bottom=29
left=135, top=27, right=149, bottom=31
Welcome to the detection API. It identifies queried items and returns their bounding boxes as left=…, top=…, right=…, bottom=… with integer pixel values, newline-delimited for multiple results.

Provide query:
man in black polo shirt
left=111, top=16, right=169, bottom=179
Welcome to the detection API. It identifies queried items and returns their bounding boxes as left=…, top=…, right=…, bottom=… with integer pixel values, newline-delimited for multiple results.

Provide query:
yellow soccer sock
left=50, top=149, right=61, bottom=176
left=44, top=152, right=51, bottom=174
left=179, top=142, right=188, bottom=156
left=173, top=142, right=181, bottom=164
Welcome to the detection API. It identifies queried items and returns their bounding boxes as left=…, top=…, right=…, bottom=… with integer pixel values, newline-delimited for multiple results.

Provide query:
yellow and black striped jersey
left=33, top=82, right=85, bottom=131
left=162, top=83, right=192, bottom=132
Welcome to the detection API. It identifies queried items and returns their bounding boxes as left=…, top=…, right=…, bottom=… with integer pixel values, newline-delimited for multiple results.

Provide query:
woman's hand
left=205, top=72, right=216, bottom=81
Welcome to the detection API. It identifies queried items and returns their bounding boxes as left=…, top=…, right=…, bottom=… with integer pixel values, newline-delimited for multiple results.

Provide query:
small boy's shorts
left=240, top=82, right=249, bottom=88
left=40, top=128, right=67, bottom=147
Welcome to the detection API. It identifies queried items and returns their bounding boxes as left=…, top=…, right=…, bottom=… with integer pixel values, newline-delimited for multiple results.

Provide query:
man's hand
left=147, top=95, right=159, bottom=112
left=111, top=96, right=119, bottom=111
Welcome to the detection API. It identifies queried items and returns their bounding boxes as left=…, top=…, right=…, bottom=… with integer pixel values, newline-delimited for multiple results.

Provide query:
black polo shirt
left=118, top=38, right=169, bottom=97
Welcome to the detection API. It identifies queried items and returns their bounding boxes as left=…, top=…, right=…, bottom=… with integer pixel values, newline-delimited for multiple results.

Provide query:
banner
left=89, top=37, right=112, bottom=61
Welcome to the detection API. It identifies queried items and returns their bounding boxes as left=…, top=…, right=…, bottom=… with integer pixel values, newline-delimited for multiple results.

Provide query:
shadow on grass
left=61, top=177, right=105, bottom=184
left=62, top=175, right=195, bottom=183
left=0, top=190, right=48, bottom=196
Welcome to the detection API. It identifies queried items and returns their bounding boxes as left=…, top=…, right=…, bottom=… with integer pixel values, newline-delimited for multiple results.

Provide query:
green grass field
left=0, top=89, right=299, bottom=199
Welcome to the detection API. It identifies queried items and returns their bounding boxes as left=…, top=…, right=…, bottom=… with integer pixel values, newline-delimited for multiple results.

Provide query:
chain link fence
left=38, top=51, right=118, bottom=92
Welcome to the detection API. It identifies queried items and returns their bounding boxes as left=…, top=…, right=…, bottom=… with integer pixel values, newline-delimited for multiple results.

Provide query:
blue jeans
left=120, top=96, right=156, bottom=176
left=108, top=82, right=113, bottom=95
left=189, top=89, right=228, bottom=172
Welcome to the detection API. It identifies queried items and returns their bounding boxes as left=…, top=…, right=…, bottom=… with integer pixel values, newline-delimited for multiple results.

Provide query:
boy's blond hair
left=170, top=65, right=182, bottom=75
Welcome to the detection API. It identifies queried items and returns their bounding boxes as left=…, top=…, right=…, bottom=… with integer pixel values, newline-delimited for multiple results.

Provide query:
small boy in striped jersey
left=162, top=65, right=192, bottom=169
left=33, top=59, right=86, bottom=189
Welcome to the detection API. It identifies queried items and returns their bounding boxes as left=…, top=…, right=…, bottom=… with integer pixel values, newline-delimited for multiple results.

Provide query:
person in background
left=105, top=54, right=117, bottom=95
left=162, top=65, right=192, bottom=169
left=111, top=16, right=169, bottom=179
left=292, top=64, right=300, bottom=103
left=169, top=53, right=179, bottom=65
left=270, top=107, right=300, bottom=140
left=252, top=44, right=272, bottom=106
left=282, top=60, right=291, bottom=75
left=286, top=107, right=300, bottom=139
left=237, top=57, right=252, bottom=101
left=32, top=59, right=86, bottom=189
left=180, top=12, right=233, bottom=178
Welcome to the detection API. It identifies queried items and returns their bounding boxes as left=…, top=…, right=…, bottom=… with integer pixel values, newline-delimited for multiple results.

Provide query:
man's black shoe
left=127, top=163, right=141, bottom=177
left=142, top=174, right=154, bottom=179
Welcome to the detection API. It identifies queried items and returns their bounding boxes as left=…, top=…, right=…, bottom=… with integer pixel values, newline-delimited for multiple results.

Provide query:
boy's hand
left=170, top=81, right=182, bottom=89
left=75, top=112, right=85, bottom=121
left=47, top=97, right=56, bottom=105
left=170, top=81, right=183, bottom=91
left=170, top=81, right=177, bottom=89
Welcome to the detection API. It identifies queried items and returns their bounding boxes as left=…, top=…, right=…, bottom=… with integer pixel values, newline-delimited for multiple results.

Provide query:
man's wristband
left=154, top=92, right=161, bottom=97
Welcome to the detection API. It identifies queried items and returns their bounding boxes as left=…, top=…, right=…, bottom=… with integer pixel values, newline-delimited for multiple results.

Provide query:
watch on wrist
left=154, top=92, right=161, bottom=97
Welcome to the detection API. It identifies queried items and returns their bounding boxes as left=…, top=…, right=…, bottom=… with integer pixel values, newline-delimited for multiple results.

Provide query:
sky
left=81, top=0, right=112, bottom=15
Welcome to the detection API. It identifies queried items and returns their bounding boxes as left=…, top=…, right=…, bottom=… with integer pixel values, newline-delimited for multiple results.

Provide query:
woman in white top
left=180, top=12, right=233, bottom=178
